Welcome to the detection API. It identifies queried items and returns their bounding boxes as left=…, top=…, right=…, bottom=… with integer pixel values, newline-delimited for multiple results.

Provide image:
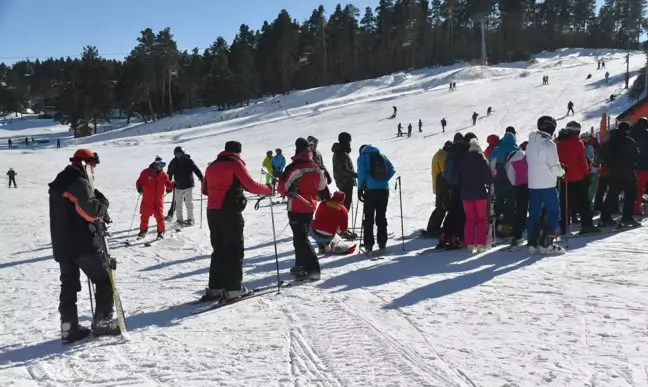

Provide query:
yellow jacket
left=431, top=148, right=447, bottom=194
left=262, top=156, right=273, bottom=173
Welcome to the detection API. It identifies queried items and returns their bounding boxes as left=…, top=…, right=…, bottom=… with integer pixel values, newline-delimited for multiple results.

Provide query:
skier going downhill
left=472, top=112, right=479, bottom=126
left=200, top=141, right=273, bottom=301
left=167, top=146, right=204, bottom=227
left=397, top=123, right=403, bottom=137
left=390, top=106, right=397, bottom=119
left=136, top=157, right=173, bottom=240
left=278, top=138, right=329, bottom=281
left=441, top=118, right=447, bottom=133
left=418, top=119, right=422, bottom=132
left=407, top=123, right=413, bottom=138
left=567, top=101, right=575, bottom=116
left=48, top=149, right=120, bottom=343
left=6, top=167, right=17, bottom=188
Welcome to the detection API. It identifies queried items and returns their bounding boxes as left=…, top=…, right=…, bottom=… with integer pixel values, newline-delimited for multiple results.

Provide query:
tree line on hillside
left=1, top=0, right=647, bottom=137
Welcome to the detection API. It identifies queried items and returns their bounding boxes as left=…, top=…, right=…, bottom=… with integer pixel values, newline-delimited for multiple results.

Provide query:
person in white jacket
left=525, top=116, right=566, bottom=254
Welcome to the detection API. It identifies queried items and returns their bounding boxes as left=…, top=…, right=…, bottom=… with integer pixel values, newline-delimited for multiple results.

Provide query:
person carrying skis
left=631, top=117, right=648, bottom=215
left=488, top=127, right=519, bottom=236
left=6, top=167, right=17, bottom=188
left=263, top=150, right=274, bottom=189
left=357, top=144, right=395, bottom=256
left=167, top=146, right=204, bottom=227
left=407, top=123, right=412, bottom=138
left=397, top=123, right=403, bottom=137
left=525, top=116, right=566, bottom=255
left=332, top=131, right=357, bottom=213
left=456, top=139, right=494, bottom=253
left=556, top=121, right=600, bottom=235
left=598, top=122, right=640, bottom=227
left=307, top=136, right=332, bottom=199
left=472, top=112, right=479, bottom=126
left=279, top=138, right=328, bottom=280
left=48, top=149, right=119, bottom=343
left=505, top=140, right=529, bottom=246
left=310, top=191, right=352, bottom=254
left=136, top=157, right=173, bottom=239
left=441, top=118, right=447, bottom=133
left=418, top=119, right=422, bottom=133
left=424, top=141, right=452, bottom=237
left=200, top=141, right=273, bottom=301
left=484, top=134, right=500, bottom=159
left=567, top=101, right=575, bottom=115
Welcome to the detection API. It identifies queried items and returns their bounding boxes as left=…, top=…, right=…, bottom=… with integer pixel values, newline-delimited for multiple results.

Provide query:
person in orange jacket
left=136, top=156, right=173, bottom=239
left=484, top=134, right=500, bottom=159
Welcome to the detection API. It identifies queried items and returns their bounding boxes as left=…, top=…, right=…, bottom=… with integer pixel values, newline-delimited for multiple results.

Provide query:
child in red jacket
left=310, top=191, right=355, bottom=255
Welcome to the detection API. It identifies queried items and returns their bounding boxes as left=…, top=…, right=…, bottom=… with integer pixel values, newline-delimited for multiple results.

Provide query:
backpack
left=505, top=150, right=528, bottom=186
left=369, top=152, right=388, bottom=180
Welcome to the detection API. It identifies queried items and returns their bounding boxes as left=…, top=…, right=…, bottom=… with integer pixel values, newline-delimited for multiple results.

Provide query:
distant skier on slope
left=605, top=72, right=610, bottom=83
left=6, top=167, right=16, bottom=188
left=418, top=119, right=422, bottom=133
left=397, top=123, right=403, bottom=137
left=567, top=101, right=575, bottom=116
left=48, top=149, right=119, bottom=343
left=441, top=118, right=447, bottom=133
left=472, top=112, right=479, bottom=126
left=262, top=150, right=274, bottom=189
left=407, top=123, right=412, bottom=138
left=390, top=106, right=397, bottom=119
left=487, top=107, right=492, bottom=116
left=586, top=74, right=592, bottom=80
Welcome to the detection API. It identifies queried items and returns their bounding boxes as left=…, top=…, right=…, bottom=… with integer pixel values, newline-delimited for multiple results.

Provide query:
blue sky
left=0, top=0, right=605, bottom=65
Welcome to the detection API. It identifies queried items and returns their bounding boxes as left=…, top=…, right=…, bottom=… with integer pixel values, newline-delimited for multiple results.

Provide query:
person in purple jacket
left=456, top=139, right=494, bottom=253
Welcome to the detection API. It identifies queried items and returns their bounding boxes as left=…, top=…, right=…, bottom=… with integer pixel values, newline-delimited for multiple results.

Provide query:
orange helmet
left=70, top=149, right=100, bottom=164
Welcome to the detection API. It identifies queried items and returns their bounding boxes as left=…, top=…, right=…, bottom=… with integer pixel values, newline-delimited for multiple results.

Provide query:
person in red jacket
left=556, top=121, right=600, bottom=235
left=484, top=134, right=500, bottom=159
left=200, top=141, right=272, bottom=301
left=136, top=156, right=173, bottom=239
left=310, top=191, right=349, bottom=252
left=278, top=137, right=328, bottom=281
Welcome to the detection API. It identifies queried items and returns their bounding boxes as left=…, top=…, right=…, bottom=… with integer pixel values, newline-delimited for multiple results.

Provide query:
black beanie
left=225, top=141, right=242, bottom=154
left=359, top=144, right=369, bottom=154
left=453, top=133, right=464, bottom=143
left=505, top=126, right=516, bottom=135
left=464, top=132, right=477, bottom=143
left=295, top=137, right=310, bottom=154
left=338, top=132, right=352, bottom=143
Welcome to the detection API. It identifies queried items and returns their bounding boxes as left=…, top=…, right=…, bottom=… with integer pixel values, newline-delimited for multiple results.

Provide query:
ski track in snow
left=1, top=48, right=648, bottom=386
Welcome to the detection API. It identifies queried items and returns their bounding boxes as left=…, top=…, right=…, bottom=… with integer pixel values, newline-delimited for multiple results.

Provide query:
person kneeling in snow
left=310, top=191, right=355, bottom=255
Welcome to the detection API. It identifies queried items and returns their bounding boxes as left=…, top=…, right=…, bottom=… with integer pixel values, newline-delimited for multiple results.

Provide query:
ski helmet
left=338, top=132, right=352, bottom=143
left=505, top=126, right=516, bottom=135
left=174, top=146, right=184, bottom=155
left=565, top=121, right=582, bottom=132
left=70, top=149, right=99, bottom=164
left=537, top=116, right=557, bottom=135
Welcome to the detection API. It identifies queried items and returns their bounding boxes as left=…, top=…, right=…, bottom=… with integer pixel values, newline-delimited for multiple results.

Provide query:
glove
left=137, top=186, right=143, bottom=194
left=358, top=189, right=365, bottom=203
left=173, top=182, right=178, bottom=188
left=166, top=188, right=173, bottom=194
left=103, top=212, right=113, bottom=224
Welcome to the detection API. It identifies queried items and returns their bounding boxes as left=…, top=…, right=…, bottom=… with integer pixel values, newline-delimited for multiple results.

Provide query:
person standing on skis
left=136, top=157, right=173, bottom=240
left=279, top=138, right=328, bottom=281
left=407, top=123, right=413, bottom=138
left=424, top=141, right=452, bottom=237
left=525, top=116, right=566, bottom=254
left=48, top=149, right=119, bottom=343
left=271, top=149, right=286, bottom=180
left=418, top=119, right=423, bottom=133
left=6, top=167, right=17, bottom=188
left=263, top=150, right=274, bottom=189
left=199, top=141, right=273, bottom=301
left=357, top=144, right=396, bottom=256
left=472, top=112, right=479, bottom=126
left=167, top=146, right=204, bottom=227
left=488, top=127, right=519, bottom=236
left=505, top=141, right=530, bottom=246
left=567, top=101, right=575, bottom=116
left=332, top=132, right=357, bottom=213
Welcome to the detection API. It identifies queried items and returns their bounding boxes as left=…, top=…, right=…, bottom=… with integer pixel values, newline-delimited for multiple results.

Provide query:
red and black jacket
left=278, top=150, right=327, bottom=214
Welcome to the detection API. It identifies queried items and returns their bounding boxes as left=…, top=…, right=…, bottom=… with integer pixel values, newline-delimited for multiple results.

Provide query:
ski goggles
left=70, top=152, right=100, bottom=165
left=156, top=161, right=167, bottom=168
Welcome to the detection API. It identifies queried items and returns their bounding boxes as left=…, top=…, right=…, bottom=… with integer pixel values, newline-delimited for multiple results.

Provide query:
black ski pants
left=441, top=188, right=465, bottom=240
left=288, top=211, right=320, bottom=273
left=603, top=174, right=637, bottom=221
left=338, top=185, right=353, bottom=212
left=494, top=182, right=516, bottom=227
left=512, top=184, right=529, bottom=240
left=427, top=193, right=446, bottom=234
left=363, top=189, right=389, bottom=250
left=8, top=176, right=16, bottom=188
left=594, top=174, right=610, bottom=212
left=560, top=178, right=594, bottom=230
left=207, top=209, right=244, bottom=291
left=59, top=253, right=113, bottom=326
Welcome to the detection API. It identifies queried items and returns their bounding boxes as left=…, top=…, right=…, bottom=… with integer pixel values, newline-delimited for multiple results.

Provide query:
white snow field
left=1, top=48, right=648, bottom=386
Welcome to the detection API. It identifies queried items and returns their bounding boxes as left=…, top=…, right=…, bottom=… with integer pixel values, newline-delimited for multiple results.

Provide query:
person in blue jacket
left=271, top=148, right=286, bottom=178
left=488, top=127, right=519, bottom=236
left=357, top=145, right=395, bottom=255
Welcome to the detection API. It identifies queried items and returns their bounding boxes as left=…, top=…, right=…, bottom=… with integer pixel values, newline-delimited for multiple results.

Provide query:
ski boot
left=290, top=265, right=305, bottom=275
left=184, top=219, right=195, bottom=227
left=176, top=220, right=186, bottom=227
left=91, top=312, right=121, bottom=338
left=198, top=288, right=224, bottom=302
left=317, top=245, right=327, bottom=255
left=476, top=245, right=488, bottom=253
left=61, top=322, right=91, bottom=344
left=578, top=225, right=601, bottom=236
left=509, top=237, right=524, bottom=246
left=224, top=286, right=252, bottom=300
left=294, top=270, right=321, bottom=282
left=618, top=218, right=641, bottom=229
left=539, top=233, right=565, bottom=255
left=156, top=232, right=165, bottom=240
left=597, top=217, right=615, bottom=228
left=136, top=231, right=146, bottom=240
left=378, top=246, right=386, bottom=255
left=364, top=246, right=373, bottom=259
left=466, top=245, right=476, bottom=254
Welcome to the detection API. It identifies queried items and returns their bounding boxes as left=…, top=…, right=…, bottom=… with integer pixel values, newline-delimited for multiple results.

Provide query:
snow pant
left=568, top=108, right=575, bottom=115
left=594, top=174, right=611, bottom=212
left=560, top=178, right=594, bottom=230
left=207, top=209, right=244, bottom=291
left=441, top=188, right=465, bottom=241
left=174, top=187, right=194, bottom=222
left=140, top=205, right=165, bottom=233
left=494, top=182, right=515, bottom=231
left=603, top=174, right=637, bottom=221
left=59, top=253, right=114, bottom=326
left=512, top=184, right=529, bottom=240
left=462, top=199, right=488, bottom=246
left=338, top=185, right=353, bottom=212
left=588, top=173, right=598, bottom=204
left=528, top=187, right=560, bottom=247
left=634, top=170, right=648, bottom=214
left=289, top=211, right=320, bottom=273
left=363, top=189, right=389, bottom=250
left=8, top=176, right=16, bottom=188
left=442, top=125, right=446, bottom=133
left=427, top=193, right=446, bottom=234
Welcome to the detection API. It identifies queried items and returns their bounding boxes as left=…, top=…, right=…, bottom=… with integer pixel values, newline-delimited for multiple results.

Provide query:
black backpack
left=369, top=152, right=388, bottom=180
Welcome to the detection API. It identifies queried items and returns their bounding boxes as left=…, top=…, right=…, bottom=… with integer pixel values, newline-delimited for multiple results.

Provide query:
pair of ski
left=124, top=228, right=183, bottom=247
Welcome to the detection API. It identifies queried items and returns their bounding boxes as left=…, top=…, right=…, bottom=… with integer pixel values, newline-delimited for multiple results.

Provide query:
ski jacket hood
left=489, top=132, right=519, bottom=163
left=357, top=145, right=395, bottom=190
left=556, top=135, right=590, bottom=182
left=168, top=153, right=204, bottom=190
left=526, top=130, right=565, bottom=189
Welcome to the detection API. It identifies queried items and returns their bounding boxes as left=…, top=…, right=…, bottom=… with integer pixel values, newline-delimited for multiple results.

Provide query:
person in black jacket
left=331, top=132, right=357, bottom=212
left=168, top=146, right=204, bottom=226
left=307, top=136, right=332, bottom=200
left=48, top=149, right=119, bottom=343
left=598, top=122, right=640, bottom=227
left=437, top=133, right=470, bottom=249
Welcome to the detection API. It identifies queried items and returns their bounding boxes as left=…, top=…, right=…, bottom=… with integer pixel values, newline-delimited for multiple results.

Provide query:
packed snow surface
left=1, top=48, right=648, bottom=386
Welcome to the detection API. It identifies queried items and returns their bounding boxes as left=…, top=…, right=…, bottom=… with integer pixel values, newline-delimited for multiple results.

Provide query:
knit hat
left=225, top=141, right=242, bottom=154
left=617, top=121, right=631, bottom=132
left=468, top=139, right=482, bottom=153
left=464, top=132, right=477, bottom=143
left=505, top=126, right=516, bottom=135
left=295, top=137, right=310, bottom=154
left=359, top=144, right=369, bottom=154
left=338, top=132, right=352, bottom=143
left=332, top=191, right=346, bottom=203
left=266, top=150, right=273, bottom=157
left=307, top=136, right=319, bottom=145
left=453, top=133, right=464, bottom=143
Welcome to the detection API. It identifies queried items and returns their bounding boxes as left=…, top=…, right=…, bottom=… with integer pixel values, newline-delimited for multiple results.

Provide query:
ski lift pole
left=394, top=176, right=405, bottom=252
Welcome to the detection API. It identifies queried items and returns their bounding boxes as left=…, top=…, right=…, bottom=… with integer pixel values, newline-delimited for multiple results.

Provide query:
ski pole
left=395, top=176, right=405, bottom=252
left=352, top=196, right=360, bottom=237
left=87, top=276, right=95, bottom=317
left=200, top=190, right=203, bottom=229
left=268, top=195, right=282, bottom=294
left=128, top=193, right=141, bottom=240
left=564, top=180, right=569, bottom=249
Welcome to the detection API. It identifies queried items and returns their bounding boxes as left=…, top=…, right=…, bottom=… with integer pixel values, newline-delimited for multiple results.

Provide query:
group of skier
left=396, top=120, right=424, bottom=137
left=425, top=115, right=645, bottom=255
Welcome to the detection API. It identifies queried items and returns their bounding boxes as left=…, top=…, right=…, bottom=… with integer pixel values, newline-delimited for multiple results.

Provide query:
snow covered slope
left=1, top=49, right=648, bottom=386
